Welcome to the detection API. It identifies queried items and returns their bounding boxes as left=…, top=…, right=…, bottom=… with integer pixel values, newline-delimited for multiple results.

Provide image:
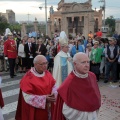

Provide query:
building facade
left=48, top=0, right=103, bottom=38
left=0, top=10, right=15, bottom=24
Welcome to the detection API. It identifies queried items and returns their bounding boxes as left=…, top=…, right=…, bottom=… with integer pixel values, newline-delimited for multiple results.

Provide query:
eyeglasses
left=37, top=62, right=48, bottom=66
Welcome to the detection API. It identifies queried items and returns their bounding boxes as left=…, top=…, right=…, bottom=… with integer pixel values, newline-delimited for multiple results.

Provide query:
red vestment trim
left=53, top=71, right=101, bottom=120
left=15, top=70, right=55, bottom=120
left=58, top=71, right=101, bottom=112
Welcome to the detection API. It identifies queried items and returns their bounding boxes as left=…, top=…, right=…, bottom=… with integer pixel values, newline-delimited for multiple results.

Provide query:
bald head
left=73, top=52, right=88, bottom=63
left=73, top=53, right=90, bottom=74
left=33, top=55, right=48, bottom=73
left=33, top=55, right=46, bottom=64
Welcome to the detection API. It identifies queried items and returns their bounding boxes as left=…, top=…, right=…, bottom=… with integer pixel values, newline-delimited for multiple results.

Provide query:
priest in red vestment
left=15, top=55, right=57, bottom=120
left=53, top=52, right=101, bottom=120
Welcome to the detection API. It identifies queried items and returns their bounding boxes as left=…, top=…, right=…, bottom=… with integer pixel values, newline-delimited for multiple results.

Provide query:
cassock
left=53, top=50, right=73, bottom=87
left=15, top=68, right=56, bottom=120
left=0, top=77, right=4, bottom=120
left=53, top=71, right=101, bottom=120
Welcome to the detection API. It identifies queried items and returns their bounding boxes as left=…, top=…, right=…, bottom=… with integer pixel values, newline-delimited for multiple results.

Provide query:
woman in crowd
left=77, top=39, right=85, bottom=53
left=71, top=40, right=77, bottom=57
left=86, top=43, right=92, bottom=58
left=99, top=38, right=105, bottom=78
left=48, top=40, right=57, bottom=72
left=90, top=41, right=103, bottom=81
left=87, top=37, right=93, bottom=46
left=82, top=36, right=87, bottom=48
left=85, top=43, right=92, bottom=70
left=18, top=39, right=26, bottom=73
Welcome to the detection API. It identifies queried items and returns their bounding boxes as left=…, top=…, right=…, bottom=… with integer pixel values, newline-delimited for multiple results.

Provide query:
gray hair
left=33, top=55, right=45, bottom=64
left=73, top=52, right=86, bottom=62
left=33, top=56, right=39, bottom=64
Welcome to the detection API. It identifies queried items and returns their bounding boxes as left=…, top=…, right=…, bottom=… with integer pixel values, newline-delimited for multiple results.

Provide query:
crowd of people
left=0, top=28, right=120, bottom=120
left=0, top=28, right=120, bottom=83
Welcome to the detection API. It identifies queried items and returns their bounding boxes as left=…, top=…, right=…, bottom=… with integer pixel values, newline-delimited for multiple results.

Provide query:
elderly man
left=15, top=55, right=57, bottom=120
left=53, top=52, right=101, bottom=120
left=53, top=31, right=73, bottom=87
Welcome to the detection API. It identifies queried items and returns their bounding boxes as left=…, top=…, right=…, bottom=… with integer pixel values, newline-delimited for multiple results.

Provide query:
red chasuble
left=0, top=89, right=4, bottom=108
left=53, top=71, right=101, bottom=120
left=15, top=70, right=55, bottom=120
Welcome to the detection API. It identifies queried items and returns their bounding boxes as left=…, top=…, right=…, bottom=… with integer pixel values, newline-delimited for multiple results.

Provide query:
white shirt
left=18, top=44, right=26, bottom=57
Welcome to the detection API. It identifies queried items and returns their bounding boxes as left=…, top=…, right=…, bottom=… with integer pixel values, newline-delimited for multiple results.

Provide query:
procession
left=0, top=0, right=120, bottom=120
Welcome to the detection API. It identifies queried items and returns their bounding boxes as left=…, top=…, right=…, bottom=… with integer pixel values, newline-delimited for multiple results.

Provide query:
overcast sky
left=0, top=0, right=120, bottom=22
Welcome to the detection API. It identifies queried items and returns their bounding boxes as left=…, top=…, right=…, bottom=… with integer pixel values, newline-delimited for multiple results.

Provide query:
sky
left=0, top=0, right=120, bottom=22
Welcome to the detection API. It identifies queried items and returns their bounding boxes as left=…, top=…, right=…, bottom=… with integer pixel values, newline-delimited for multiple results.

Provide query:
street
left=1, top=71, right=23, bottom=120
left=1, top=71, right=120, bottom=120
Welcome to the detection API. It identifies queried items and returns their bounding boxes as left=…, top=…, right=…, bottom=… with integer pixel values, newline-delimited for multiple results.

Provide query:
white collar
left=73, top=70, right=88, bottom=78
left=30, top=67, right=45, bottom=77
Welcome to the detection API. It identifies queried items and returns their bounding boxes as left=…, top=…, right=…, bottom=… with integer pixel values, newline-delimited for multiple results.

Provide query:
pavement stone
left=98, top=80, right=120, bottom=120
left=1, top=71, right=120, bottom=120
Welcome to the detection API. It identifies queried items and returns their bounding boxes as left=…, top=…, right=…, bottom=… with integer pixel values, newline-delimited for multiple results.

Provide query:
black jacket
left=24, top=43, right=36, bottom=58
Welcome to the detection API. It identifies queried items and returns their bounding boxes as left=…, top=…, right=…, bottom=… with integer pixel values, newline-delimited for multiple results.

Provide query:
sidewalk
left=98, top=81, right=120, bottom=120
left=8, top=81, right=120, bottom=120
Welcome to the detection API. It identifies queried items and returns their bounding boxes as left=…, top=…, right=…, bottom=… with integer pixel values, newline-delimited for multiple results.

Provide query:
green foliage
left=38, top=24, right=45, bottom=33
left=0, top=16, right=9, bottom=34
left=105, top=16, right=115, bottom=33
left=9, top=24, right=21, bottom=32
left=0, top=15, right=7, bottom=23
left=0, top=22, right=9, bottom=34
left=0, top=15, right=21, bottom=34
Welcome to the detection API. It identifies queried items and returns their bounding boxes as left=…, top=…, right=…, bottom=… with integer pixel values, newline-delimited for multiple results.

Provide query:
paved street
left=0, top=71, right=120, bottom=120
left=1, top=71, right=23, bottom=120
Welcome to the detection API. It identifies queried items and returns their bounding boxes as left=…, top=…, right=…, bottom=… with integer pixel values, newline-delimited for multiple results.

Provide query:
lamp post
left=45, top=0, right=48, bottom=35
left=27, top=13, right=31, bottom=24
left=39, top=0, right=48, bottom=35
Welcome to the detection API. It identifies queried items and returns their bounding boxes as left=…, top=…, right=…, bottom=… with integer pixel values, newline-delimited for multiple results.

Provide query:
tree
left=9, top=23, right=21, bottom=33
left=0, top=15, right=9, bottom=34
left=105, top=16, right=115, bottom=34
left=0, top=15, right=7, bottom=23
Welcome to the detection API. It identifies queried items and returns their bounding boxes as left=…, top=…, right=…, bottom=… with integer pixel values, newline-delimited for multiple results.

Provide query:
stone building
left=48, top=0, right=103, bottom=38
left=0, top=10, right=15, bottom=24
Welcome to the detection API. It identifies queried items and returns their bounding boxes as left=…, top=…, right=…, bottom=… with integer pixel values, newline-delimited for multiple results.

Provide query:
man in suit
left=24, top=38, right=36, bottom=69
left=36, top=39, right=47, bottom=56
